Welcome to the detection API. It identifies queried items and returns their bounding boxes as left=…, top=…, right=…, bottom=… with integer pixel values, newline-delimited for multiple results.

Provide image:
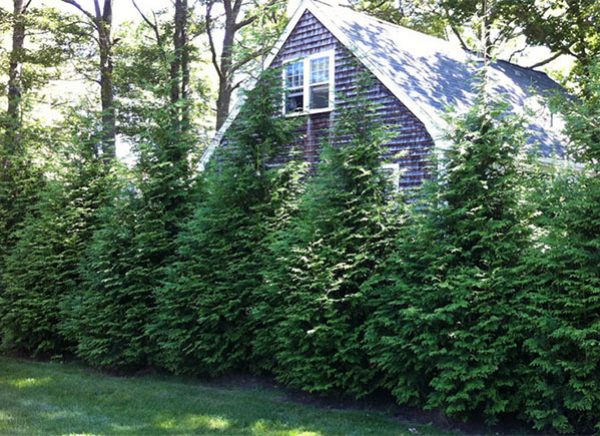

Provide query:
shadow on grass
left=0, top=357, right=443, bottom=435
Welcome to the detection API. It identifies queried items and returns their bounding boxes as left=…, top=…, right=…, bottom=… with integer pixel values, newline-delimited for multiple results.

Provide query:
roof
left=200, top=0, right=568, bottom=169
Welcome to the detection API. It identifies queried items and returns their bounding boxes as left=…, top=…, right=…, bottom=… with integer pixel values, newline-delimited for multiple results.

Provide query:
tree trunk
left=179, top=0, right=191, bottom=130
left=61, top=0, right=116, bottom=163
left=215, top=15, right=236, bottom=130
left=97, top=0, right=116, bottom=163
left=208, top=0, right=281, bottom=130
left=171, top=0, right=191, bottom=132
left=5, top=0, right=26, bottom=152
left=170, top=0, right=182, bottom=105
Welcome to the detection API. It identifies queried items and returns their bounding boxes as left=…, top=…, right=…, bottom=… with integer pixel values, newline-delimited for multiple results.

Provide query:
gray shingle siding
left=271, top=10, right=435, bottom=188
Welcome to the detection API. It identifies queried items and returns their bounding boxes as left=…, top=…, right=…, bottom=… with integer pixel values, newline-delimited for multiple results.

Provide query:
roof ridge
left=311, top=0, right=462, bottom=52
left=310, top=0, right=559, bottom=79
left=496, top=58, right=558, bottom=83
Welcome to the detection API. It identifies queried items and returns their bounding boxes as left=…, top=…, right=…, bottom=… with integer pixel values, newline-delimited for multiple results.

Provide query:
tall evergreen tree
left=0, top=2, right=86, bottom=299
left=151, top=69, right=297, bottom=376
left=520, top=62, right=600, bottom=434
left=64, top=13, right=201, bottom=369
left=266, top=73, right=399, bottom=397
left=365, top=79, right=533, bottom=421
left=0, top=114, right=108, bottom=357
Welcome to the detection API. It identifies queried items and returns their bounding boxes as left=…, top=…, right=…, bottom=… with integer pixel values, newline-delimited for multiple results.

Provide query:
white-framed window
left=381, top=163, right=401, bottom=193
left=283, top=50, right=334, bottom=116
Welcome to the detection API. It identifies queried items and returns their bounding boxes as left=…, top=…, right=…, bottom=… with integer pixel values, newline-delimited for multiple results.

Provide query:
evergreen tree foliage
left=1, top=5, right=599, bottom=430
left=63, top=17, right=201, bottom=369
left=250, top=155, right=308, bottom=373
left=266, top=75, right=399, bottom=397
left=150, top=69, right=298, bottom=376
left=66, top=107, right=195, bottom=370
left=520, top=63, right=600, bottom=434
left=0, top=114, right=107, bottom=356
left=60, top=182, right=143, bottom=368
left=365, top=85, right=533, bottom=421
left=0, top=139, right=40, bottom=272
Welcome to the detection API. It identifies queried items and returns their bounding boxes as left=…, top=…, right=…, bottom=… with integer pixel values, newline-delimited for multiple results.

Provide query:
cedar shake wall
left=229, top=10, right=435, bottom=188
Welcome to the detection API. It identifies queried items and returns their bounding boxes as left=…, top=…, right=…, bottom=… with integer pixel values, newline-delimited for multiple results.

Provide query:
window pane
left=309, top=84, right=329, bottom=109
left=285, top=61, right=303, bottom=89
left=310, top=56, right=329, bottom=84
left=286, top=90, right=304, bottom=113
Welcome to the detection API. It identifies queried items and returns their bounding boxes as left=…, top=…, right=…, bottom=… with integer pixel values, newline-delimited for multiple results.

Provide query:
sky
left=33, top=0, right=173, bottom=25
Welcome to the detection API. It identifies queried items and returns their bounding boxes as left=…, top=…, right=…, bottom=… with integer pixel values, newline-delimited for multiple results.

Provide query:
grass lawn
left=0, top=356, right=449, bottom=435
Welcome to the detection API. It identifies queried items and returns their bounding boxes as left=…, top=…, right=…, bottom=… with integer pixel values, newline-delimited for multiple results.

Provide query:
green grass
left=0, top=356, right=448, bottom=435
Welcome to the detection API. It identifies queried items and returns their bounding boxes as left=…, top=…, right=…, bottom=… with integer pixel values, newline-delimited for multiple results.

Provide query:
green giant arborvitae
left=266, top=74, right=400, bottom=397
left=521, top=63, right=600, bottom=434
left=0, top=115, right=108, bottom=357
left=64, top=15, right=200, bottom=369
left=365, top=79, right=533, bottom=421
left=151, top=69, right=300, bottom=376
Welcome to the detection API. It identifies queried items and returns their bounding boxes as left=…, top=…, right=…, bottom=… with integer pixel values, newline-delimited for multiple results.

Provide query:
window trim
left=282, top=50, right=335, bottom=116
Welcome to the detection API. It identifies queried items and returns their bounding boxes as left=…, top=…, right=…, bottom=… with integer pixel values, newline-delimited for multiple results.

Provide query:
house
left=201, top=0, right=568, bottom=189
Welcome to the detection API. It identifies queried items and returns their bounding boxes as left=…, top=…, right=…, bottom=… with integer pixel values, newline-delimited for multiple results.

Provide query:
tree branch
left=526, top=51, right=562, bottom=69
left=206, top=1, right=223, bottom=80
left=234, top=14, right=256, bottom=31
left=508, top=46, right=527, bottom=63
left=22, top=0, right=34, bottom=13
left=230, top=45, right=271, bottom=73
left=234, top=0, right=280, bottom=31
left=132, top=0, right=163, bottom=44
left=449, top=24, right=469, bottom=51
left=60, top=0, right=96, bottom=22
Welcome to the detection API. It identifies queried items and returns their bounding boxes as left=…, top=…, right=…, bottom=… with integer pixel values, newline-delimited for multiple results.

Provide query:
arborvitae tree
left=521, top=63, right=600, bottom=434
left=0, top=114, right=107, bottom=357
left=365, top=86, right=532, bottom=421
left=66, top=108, right=195, bottom=370
left=150, top=69, right=297, bottom=376
left=0, top=3, right=87, bottom=309
left=250, top=155, right=308, bottom=373
left=0, top=141, right=40, bottom=275
left=60, top=182, right=142, bottom=368
left=266, top=75, right=399, bottom=397
left=65, top=12, right=201, bottom=369
left=362, top=181, right=443, bottom=407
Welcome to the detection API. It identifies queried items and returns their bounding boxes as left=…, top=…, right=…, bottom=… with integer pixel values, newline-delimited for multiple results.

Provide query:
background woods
left=0, top=0, right=599, bottom=434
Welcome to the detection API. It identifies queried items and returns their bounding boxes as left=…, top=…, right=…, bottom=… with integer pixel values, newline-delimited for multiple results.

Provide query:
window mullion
left=328, top=51, right=334, bottom=110
left=304, top=57, right=310, bottom=112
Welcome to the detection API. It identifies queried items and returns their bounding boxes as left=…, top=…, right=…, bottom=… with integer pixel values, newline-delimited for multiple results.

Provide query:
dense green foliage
left=365, top=89, right=533, bottom=422
left=151, top=70, right=300, bottom=376
left=0, top=116, right=107, bottom=357
left=64, top=107, right=196, bottom=370
left=519, top=65, right=600, bottom=434
left=261, top=76, right=399, bottom=396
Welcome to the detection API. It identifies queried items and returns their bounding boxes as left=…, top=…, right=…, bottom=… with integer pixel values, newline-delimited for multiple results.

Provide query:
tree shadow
left=0, top=357, right=440, bottom=435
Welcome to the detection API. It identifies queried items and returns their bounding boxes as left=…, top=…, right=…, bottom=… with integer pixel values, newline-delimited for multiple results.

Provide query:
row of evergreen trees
left=0, top=64, right=599, bottom=434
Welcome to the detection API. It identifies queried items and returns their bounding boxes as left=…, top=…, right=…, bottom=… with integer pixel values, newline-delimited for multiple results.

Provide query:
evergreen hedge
left=520, top=64, right=600, bottom=433
left=1, top=63, right=599, bottom=434
left=1, top=117, right=107, bottom=356
left=365, top=91, right=533, bottom=422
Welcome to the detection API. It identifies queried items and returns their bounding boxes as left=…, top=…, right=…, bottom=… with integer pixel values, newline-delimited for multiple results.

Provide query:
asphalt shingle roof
left=311, top=0, right=568, bottom=156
